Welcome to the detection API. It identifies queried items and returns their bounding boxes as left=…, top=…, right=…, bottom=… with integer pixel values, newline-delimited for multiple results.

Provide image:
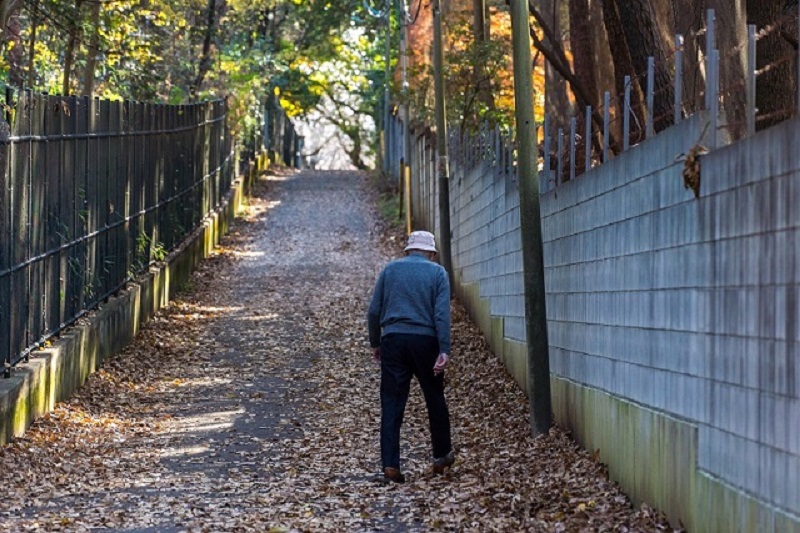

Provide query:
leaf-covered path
left=0, top=169, right=674, bottom=532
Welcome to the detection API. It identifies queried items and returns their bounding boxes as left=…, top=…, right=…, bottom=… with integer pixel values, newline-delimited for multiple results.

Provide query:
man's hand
left=433, top=353, right=448, bottom=376
left=373, top=347, right=381, bottom=363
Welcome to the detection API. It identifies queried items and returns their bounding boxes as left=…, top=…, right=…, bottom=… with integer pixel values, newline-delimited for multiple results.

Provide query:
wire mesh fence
left=0, top=90, right=234, bottom=377
left=541, top=7, right=800, bottom=189
left=386, top=8, right=800, bottom=230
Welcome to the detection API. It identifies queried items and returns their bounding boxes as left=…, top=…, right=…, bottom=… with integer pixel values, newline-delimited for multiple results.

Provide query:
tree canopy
left=0, top=0, right=389, bottom=166
left=1, top=0, right=797, bottom=169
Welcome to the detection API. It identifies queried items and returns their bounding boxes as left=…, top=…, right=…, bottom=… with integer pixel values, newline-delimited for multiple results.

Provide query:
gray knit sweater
left=367, top=252, right=451, bottom=353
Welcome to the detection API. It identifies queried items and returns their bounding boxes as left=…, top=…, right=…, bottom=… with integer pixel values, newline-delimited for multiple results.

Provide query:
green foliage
left=404, top=16, right=515, bottom=134
left=377, top=190, right=402, bottom=229
left=0, top=0, right=394, bottom=167
left=134, top=231, right=166, bottom=271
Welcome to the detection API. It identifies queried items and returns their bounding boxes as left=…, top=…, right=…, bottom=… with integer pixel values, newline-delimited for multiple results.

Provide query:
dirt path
left=0, top=169, right=674, bottom=532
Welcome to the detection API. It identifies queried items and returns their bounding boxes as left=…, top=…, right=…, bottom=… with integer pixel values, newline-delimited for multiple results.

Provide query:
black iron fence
left=0, top=90, right=233, bottom=377
left=264, top=96, right=303, bottom=168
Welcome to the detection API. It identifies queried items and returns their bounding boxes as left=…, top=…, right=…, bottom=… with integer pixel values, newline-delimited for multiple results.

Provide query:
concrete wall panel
left=443, top=113, right=800, bottom=530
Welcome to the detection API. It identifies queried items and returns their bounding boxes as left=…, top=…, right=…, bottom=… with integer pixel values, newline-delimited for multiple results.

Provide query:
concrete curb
left=0, top=168, right=255, bottom=445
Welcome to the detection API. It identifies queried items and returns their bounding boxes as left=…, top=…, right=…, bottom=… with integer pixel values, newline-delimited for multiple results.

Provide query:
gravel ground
left=0, top=168, right=676, bottom=532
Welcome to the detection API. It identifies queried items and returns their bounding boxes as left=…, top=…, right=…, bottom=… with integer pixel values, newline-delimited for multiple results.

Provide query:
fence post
left=557, top=127, right=563, bottom=186
left=543, top=114, right=550, bottom=190
left=494, top=124, right=501, bottom=169
left=569, top=117, right=576, bottom=181
left=603, top=91, right=610, bottom=162
left=506, top=135, right=517, bottom=180
left=705, top=9, right=716, bottom=111
left=623, top=75, right=631, bottom=150
left=584, top=106, right=591, bottom=173
left=747, top=24, right=757, bottom=137
left=675, top=35, right=683, bottom=124
left=710, top=49, right=719, bottom=148
left=2, top=87, right=9, bottom=378
left=646, top=57, right=655, bottom=138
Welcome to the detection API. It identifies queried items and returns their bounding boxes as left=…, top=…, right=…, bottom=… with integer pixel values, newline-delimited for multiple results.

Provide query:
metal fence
left=264, top=96, right=304, bottom=168
left=0, top=90, right=233, bottom=377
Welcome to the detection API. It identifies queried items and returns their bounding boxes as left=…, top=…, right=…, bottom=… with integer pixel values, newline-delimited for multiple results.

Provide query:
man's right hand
left=373, top=347, right=381, bottom=363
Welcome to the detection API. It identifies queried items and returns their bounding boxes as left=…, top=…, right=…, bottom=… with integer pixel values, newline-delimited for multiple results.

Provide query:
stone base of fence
left=0, top=150, right=266, bottom=446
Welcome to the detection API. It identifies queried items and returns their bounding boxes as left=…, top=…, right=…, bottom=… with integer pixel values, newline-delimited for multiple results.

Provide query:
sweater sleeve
left=367, top=270, right=385, bottom=348
left=434, top=267, right=451, bottom=354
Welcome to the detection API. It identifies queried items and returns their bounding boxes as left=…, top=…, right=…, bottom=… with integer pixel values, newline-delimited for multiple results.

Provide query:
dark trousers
left=380, top=333, right=452, bottom=469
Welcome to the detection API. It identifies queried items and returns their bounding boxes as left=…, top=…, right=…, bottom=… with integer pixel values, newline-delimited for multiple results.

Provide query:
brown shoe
left=383, top=467, right=406, bottom=483
left=432, top=451, right=455, bottom=474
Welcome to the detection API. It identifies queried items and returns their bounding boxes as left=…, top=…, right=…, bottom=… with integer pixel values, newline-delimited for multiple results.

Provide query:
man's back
left=367, top=252, right=450, bottom=354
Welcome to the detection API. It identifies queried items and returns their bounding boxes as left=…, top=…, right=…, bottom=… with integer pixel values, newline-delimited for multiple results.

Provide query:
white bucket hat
left=404, top=230, right=438, bottom=253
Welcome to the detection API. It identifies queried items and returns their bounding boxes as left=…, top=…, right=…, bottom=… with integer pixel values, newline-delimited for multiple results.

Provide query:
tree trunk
left=472, top=0, right=488, bottom=40
left=672, top=0, right=705, bottom=115
left=614, top=0, right=674, bottom=133
left=26, top=1, right=36, bottom=88
left=472, top=0, right=493, bottom=120
left=710, top=0, right=748, bottom=140
left=0, top=0, right=21, bottom=36
left=590, top=0, right=615, bottom=106
left=747, top=0, right=796, bottom=129
left=344, top=130, right=368, bottom=170
left=6, top=13, right=23, bottom=86
left=193, top=0, right=218, bottom=95
left=537, top=1, right=572, bottom=147
left=63, top=0, right=83, bottom=96
left=568, top=0, right=596, bottom=174
left=600, top=0, right=640, bottom=145
left=524, top=0, right=615, bottom=156
left=82, top=0, right=101, bottom=96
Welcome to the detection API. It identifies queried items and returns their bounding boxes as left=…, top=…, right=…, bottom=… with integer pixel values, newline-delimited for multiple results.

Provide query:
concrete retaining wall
left=0, top=160, right=259, bottom=445
left=443, top=114, right=800, bottom=531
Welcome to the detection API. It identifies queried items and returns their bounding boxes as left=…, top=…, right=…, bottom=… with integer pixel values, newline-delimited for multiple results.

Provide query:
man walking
left=367, top=230, right=455, bottom=483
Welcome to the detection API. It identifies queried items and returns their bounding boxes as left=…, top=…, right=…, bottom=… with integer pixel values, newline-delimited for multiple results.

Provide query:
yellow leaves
left=279, top=97, right=303, bottom=118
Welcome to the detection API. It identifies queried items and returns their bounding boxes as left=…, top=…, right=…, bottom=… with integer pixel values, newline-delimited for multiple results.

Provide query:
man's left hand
left=433, top=353, right=448, bottom=375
